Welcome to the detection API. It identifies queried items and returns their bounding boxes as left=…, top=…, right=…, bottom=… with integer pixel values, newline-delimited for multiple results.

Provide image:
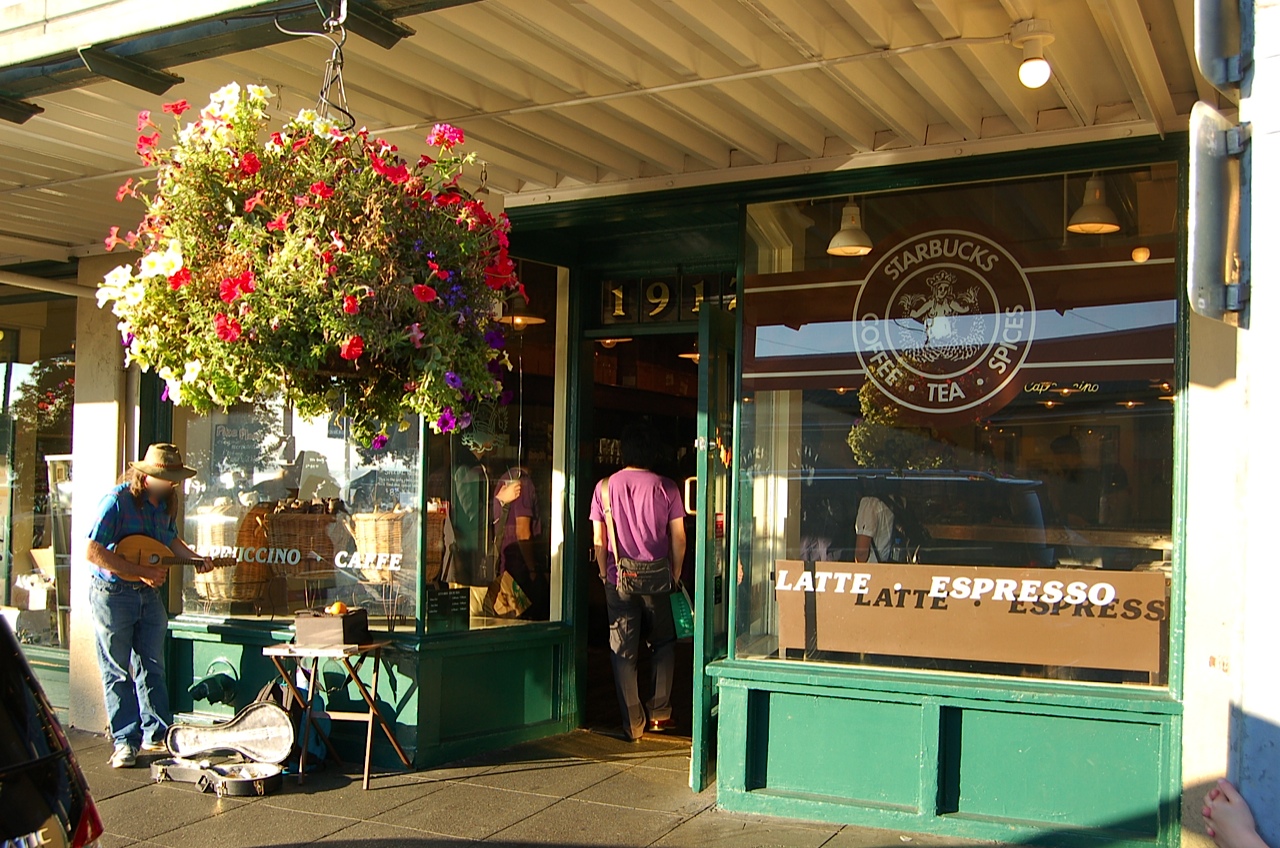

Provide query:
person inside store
left=1045, top=434, right=1102, bottom=527
left=854, top=482, right=896, bottom=563
left=83, top=443, right=212, bottom=769
left=492, top=447, right=548, bottom=620
left=591, top=423, right=686, bottom=741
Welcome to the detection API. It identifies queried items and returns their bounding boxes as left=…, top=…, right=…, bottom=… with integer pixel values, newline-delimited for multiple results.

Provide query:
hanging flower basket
left=98, top=83, right=520, bottom=445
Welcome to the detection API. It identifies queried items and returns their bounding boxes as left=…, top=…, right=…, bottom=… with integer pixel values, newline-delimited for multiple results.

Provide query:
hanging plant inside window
left=97, top=80, right=520, bottom=447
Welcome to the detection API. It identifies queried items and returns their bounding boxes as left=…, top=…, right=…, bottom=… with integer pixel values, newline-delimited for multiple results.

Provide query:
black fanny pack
left=602, top=477, right=673, bottom=595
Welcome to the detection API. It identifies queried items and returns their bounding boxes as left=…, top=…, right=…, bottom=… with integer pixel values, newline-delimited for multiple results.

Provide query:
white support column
left=1219, top=3, right=1280, bottom=843
left=67, top=254, right=129, bottom=734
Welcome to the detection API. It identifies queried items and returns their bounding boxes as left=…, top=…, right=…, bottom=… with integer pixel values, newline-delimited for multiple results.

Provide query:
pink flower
left=309, top=181, right=334, bottom=200
left=342, top=295, right=359, bottom=314
left=408, top=323, right=425, bottom=348
left=340, top=335, right=364, bottom=361
left=214, top=313, right=242, bottom=342
left=136, top=111, right=153, bottom=133
left=412, top=284, right=437, bottom=303
left=329, top=231, right=347, bottom=252
left=220, top=270, right=255, bottom=302
left=266, top=212, right=290, bottom=232
left=136, top=132, right=160, bottom=156
left=427, top=123, right=465, bottom=150
left=104, top=226, right=126, bottom=251
left=244, top=189, right=265, bottom=213
left=163, top=99, right=190, bottom=117
left=116, top=178, right=135, bottom=202
left=167, top=267, right=191, bottom=290
left=292, top=135, right=311, bottom=152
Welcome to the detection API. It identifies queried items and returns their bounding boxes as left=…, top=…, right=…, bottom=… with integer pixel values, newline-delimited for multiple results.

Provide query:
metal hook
left=479, top=163, right=489, bottom=193
left=274, top=0, right=356, bottom=131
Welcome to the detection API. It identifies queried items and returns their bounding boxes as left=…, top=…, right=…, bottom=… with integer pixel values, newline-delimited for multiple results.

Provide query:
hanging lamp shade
left=497, top=292, right=546, bottom=329
left=1067, top=174, right=1120, bottom=234
left=827, top=202, right=874, bottom=257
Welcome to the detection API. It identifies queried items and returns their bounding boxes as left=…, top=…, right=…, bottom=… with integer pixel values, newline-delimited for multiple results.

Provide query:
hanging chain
left=275, top=0, right=356, bottom=130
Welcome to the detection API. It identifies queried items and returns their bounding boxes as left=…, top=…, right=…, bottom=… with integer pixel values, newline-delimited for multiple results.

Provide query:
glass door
left=690, top=302, right=735, bottom=791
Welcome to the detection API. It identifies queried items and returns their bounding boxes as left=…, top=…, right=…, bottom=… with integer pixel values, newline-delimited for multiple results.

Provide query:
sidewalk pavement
left=71, top=727, right=997, bottom=848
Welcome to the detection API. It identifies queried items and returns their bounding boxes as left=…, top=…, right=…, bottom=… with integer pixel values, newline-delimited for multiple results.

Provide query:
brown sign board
left=775, top=561, right=1168, bottom=674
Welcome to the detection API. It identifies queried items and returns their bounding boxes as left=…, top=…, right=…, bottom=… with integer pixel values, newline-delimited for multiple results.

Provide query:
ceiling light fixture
left=827, top=200, right=873, bottom=257
left=1131, top=246, right=1151, bottom=263
left=497, top=293, right=545, bottom=330
left=1067, top=173, right=1121, bottom=234
left=1010, top=20, right=1055, bottom=89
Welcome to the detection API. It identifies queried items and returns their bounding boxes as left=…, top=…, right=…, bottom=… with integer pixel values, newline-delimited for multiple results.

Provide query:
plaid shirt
left=86, top=483, right=178, bottom=583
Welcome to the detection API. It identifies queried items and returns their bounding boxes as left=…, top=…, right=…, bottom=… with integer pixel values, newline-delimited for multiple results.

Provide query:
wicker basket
left=262, top=511, right=336, bottom=575
left=351, top=510, right=412, bottom=584
left=193, top=556, right=269, bottom=602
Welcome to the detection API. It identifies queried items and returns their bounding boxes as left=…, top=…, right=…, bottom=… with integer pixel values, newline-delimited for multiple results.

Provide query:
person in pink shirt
left=590, top=425, right=686, bottom=741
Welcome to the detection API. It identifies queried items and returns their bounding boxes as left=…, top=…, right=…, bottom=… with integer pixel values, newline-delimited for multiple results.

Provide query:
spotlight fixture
left=1067, top=173, right=1121, bottom=235
left=1131, top=246, right=1151, bottom=263
left=827, top=200, right=873, bottom=257
left=1010, top=20, right=1055, bottom=89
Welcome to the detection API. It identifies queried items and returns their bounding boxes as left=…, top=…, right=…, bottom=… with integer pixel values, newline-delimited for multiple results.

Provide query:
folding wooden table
left=262, top=641, right=411, bottom=789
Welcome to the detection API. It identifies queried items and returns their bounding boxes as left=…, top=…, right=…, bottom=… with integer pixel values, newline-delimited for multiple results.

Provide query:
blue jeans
left=89, top=575, right=172, bottom=747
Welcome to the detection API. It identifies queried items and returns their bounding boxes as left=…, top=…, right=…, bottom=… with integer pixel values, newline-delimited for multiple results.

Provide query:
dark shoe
left=646, top=718, right=676, bottom=733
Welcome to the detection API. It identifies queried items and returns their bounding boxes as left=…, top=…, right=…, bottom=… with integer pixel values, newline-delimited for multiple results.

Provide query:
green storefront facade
left=121, top=132, right=1189, bottom=847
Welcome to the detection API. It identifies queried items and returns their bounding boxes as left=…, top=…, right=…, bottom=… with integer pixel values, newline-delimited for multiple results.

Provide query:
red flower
left=484, top=252, right=517, bottom=290
left=412, top=284, right=437, bottom=303
left=309, top=181, right=334, bottom=200
left=270, top=131, right=285, bottom=147
left=136, top=132, right=160, bottom=156
left=167, top=267, right=191, bottom=290
left=292, top=135, right=311, bottom=152
left=427, top=260, right=451, bottom=282
left=266, top=212, right=290, bottom=232
left=343, top=295, right=359, bottom=314
left=243, top=189, right=265, bottom=213
left=104, top=226, right=126, bottom=251
left=220, top=270, right=255, bottom=302
left=370, top=153, right=409, bottom=185
left=162, top=99, right=190, bottom=116
left=434, top=192, right=462, bottom=207
left=417, top=154, right=436, bottom=169
left=214, top=313, right=242, bottom=342
left=238, top=151, right=261, bottom=177
left=340, top=335, right=364, bottom=361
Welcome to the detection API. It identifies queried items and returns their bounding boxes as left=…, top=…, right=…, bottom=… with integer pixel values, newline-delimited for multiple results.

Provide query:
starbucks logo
left=854, top=229, right=1036, bottom=414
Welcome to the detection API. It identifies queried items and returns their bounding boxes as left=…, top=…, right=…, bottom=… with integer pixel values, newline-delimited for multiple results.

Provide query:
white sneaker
left=140, top=739, right=168, bottom=753
left=109, top=742, right=137, bottom=769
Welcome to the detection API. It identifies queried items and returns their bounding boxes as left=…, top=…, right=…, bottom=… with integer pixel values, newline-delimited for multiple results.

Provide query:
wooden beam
left=1093, top=0, right=1180, bottom=134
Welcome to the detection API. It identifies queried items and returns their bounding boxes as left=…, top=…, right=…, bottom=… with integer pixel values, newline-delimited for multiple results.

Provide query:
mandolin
left=114, top=534, right=222, bottom=583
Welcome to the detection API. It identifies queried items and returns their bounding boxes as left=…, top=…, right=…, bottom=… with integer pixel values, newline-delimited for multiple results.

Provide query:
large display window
left=173, top=260, right=564, bottom=633
left=737, top=166, right=1179, bottom=685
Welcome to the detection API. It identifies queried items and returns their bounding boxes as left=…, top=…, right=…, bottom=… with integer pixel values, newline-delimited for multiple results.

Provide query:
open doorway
left=581, top=332, right=700, bottom=737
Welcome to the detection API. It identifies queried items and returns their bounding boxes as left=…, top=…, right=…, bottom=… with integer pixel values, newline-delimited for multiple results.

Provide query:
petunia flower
left=435, top=407, right=457, bottom=433
left=371, top=434, right=389, bottom=451
left=266, top=211, right=290, bottom=232
left=484, top=328, right=505, bottom=350
left=243, top=189, right=265, bottom=213
left=214, top=313, right=242, bottom=342
left=407, top=322, right=425, bottom=348
left=136, top=111, right=153, bottom=133
left=445, top=371, right=463, bottom=389
left=116, top=178, right=135, bottom=202
left=163, top=99, right=190, bottom=116
left=309, top=181, right=334, bottom=199
left=343, top=295, right=359, bottom=314
left=340, top=335, right=364, bottom=361
left=238, top=151, right=262, bottom=177
left=104, top=226, right=127, bottom=251
left=167, top=267, right=191, bottom=290
left=412, top=284, right=437, bottom=303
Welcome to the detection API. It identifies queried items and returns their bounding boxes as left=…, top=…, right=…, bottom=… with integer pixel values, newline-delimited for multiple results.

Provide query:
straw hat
left=130, top=443, right=197, bottom=482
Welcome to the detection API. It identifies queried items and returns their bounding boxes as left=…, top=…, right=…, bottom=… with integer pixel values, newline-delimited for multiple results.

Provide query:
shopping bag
left=670, top=583, right=694, bottom=640
left=483, top=570, right=532, bottom=618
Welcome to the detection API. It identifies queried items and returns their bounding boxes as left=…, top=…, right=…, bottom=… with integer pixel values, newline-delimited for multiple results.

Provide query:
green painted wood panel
left=943, top=708, right=1162, bottom=836
left=438, top=645, right=558, bottom=740
left=754, top=690, right=924, bottom=810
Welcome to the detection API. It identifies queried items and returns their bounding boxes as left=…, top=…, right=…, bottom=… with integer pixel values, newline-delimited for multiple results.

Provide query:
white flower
left=183, top=360, right=202, bottom=383
left=211, top=82, right=241, bottom=107
left=139, top=251, right=166, bottom=279
left=104, top=264, right=133, bottom=289
left=247, top=84, right=273, bottom=104
left=296, top=108, right=319, bottom=125
left=312, top=115, right=337, bottom=136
